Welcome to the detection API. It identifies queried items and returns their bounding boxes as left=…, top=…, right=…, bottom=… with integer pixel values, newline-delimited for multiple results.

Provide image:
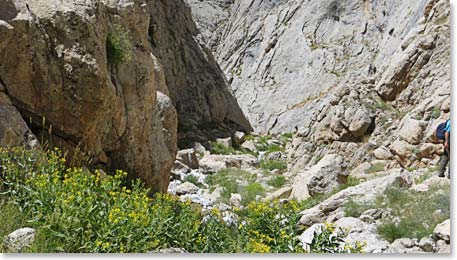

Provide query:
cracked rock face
left=187, top=0, right=449, bottom=136
left=0, top=0, right=250, bottom=192
left=188, top=0, right=450, bottom=173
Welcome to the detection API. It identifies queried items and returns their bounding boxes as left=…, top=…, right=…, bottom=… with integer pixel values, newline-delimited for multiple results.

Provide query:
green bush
left=0, top=147, right=364, bottom=253
left=365, top=163, right=385, bottom=174
left=260, top=160, right=287, bottom=172
left=241, top=183, right=265, bottom=205
left=343, top=197, right=373, bottom=218
left=429, top=107, right=441, bottom=119
left=343, top=182, right=450, bottom=242
left=106, top=24, right=132, bottom=68
left=267, top=175, right=286, bottom=188
left=182, top=175, right=204, bottom=188
left=210, top=142, right=236, bottom=155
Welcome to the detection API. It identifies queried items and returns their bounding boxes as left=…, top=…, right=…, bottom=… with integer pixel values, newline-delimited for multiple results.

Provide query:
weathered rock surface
left=199, top=154, right=258, bottom=173
left=177, top=148, right=199, bottom=169
left=174, top=182, right=200, bottom=196
left=187, top=0, right=449, bottom=138
left=433, top=219, right=450, bottom=242
left=387, top=238, right=423, bottom=253
left=290, top=154, right=346, bottom=201
left=188, top=0, right=450, bottom=176
left=0, top=0, right=250, bottom=192
left=149, top=0, right=252, bottom=146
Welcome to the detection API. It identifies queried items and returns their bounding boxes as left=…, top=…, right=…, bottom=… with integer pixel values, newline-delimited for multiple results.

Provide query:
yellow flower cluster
left=249, top=230, right=274, bottom=243
left=247, top=239, right=271, bottom=253
left=324, top=222, right=336, bottom=233
left=95, top=241, right=111, bottom=251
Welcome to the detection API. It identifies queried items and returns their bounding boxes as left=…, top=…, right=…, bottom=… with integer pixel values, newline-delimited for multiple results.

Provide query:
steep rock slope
left=188, top=0, right=449, bottom=134
left=149, top=0, right=252, bottom=147
left=0, top=0, right=250, bottom=192
left=188, top=0, right=450, bottom=172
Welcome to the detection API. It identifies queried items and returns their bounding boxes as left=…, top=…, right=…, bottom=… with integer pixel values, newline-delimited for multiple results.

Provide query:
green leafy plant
left=240, top=183, right=265, bottom=205
left=183, top=175, right=204, bottom=188
left=260, top=160, right=287, bottom=173
left=210, top=142, right=236, bottom=155
left=267, top=175, right=286, bottom=188
left=343, top=197, right=373, bottom=218
left=365, top=163, right=385, bottom=174
left=106, top=24, right=132, bottom=68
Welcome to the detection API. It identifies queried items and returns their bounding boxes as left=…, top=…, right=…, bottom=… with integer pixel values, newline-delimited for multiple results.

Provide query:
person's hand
left=445, top=142, right=449, bottom=151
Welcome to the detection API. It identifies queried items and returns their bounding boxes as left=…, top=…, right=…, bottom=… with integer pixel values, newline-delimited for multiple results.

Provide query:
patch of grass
left=415, top=167, right=438, bottom=184
left=206, top=168, right=258, bottom=204
left=281, top=133, right=293, bottom=140
left=267, top=175, right=286, bottom=188
left=313, top=154, right=324, bottom=164
left=106, top=24, right=132, bottom=68
left=182, top=175, right=204, bottom=188
left=0, top=199, right=32, bottom=252
left=240, top=183, right=265, bottom=205
left=260, top=160, right=287, bottom=173
left=211, top=142, right=236, bottom=155
left=429, top=107, right=441, bottom=120
left=344, top=183, right=450, bottom=242
left=343, top=197, right=373, bottom=218
left=378, top=116, right=389, bottom=125
left=265, top=144, right=284, bottom=155
left=365, top=163, right=385, bottom=174
left=338, top=176, right=361, bottom=191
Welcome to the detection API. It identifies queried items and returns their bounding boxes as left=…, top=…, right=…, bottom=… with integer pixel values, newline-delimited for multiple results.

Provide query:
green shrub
left=106, top=24, right=132, bottom=68
left=211, top=142, right=236, bottom=155
left=343, top=197, right=373, bottom=218
left=267, top=175, right=286, bottom=188
left=429, top=107, right=441, bottom=119
left=260, top=160, right=287, bottom=172
left=365, top=163, right=385, bottom=174
left=182, top=175, right=204, bottom=188
left=241, top=183, right=265, bottom=205
left=343, top=182, right=450, bottom=242
left=281, top=133, right=293, bottom=140
left=338, top=176, right=360, bottom=191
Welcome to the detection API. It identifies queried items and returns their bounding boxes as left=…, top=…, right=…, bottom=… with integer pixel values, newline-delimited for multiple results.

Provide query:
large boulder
left=290, top=154, right=346, bottom=201
left=345, top=230, right=390, bottom=253
left=387, top=238, right=423, bottom=253
left=398, top=118, right=426, bottom=145
left=176, top=148, right=199, bottom=169
left=433, top=219, right=450, bottom=242
left=373, top=146, right=394, bottom=160
left=0, top=0, right=251, bottom=193
left=2, top=228, right=35, bottom=252
left=199, top=154, right=258, bottom=173
left=174, top=182, right=200, bottom=196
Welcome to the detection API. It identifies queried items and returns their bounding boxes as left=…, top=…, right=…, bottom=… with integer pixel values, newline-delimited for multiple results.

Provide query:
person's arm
left=444, top=131, right=450, bottom=151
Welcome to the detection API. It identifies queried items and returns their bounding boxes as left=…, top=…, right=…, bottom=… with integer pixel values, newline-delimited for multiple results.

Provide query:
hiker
left=437, top=119, right=450, bottom=178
